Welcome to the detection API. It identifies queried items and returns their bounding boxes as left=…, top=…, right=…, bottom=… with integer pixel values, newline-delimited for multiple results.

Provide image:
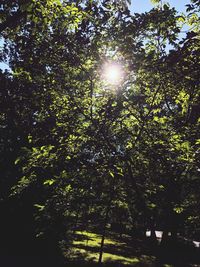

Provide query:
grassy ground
left=64, top=230, right=157, bottom=266
left=63, top=231, right=200, bottom=266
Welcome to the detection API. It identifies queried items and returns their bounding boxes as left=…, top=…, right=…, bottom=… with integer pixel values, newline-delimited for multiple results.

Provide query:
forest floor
left=64, top=230, right=159, bottom=266
left=63, top=231, right=200, bottom=267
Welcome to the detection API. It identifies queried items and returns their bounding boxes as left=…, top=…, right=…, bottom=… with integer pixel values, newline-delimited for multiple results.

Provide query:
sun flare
left=102, top=62, right=124, bottom=85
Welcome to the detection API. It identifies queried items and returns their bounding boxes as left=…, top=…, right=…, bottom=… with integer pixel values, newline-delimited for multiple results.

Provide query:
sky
left=130, top=0, right=189, bottom=13
left=129, top=0, right=190, bottom=50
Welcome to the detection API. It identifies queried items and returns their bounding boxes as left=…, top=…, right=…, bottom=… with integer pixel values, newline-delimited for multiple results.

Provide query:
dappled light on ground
left=64, top=231, right=156, bottom=266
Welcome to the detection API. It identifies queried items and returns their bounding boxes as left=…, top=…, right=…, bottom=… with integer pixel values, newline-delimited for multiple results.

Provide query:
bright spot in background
left=102, top=62, right=124, bottom=85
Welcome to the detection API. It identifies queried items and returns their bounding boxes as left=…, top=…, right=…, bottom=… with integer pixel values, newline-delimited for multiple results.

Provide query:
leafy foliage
left=0, top=0, right=200, bottom=264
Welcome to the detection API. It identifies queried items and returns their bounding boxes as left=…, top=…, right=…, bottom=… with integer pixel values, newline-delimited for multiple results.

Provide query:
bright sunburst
left=102, top=62, right=124, bottom=85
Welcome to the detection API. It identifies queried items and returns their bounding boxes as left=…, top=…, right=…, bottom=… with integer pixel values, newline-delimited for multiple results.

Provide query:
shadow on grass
left=65, top=256, right=158, bottom=267
left=72, top=242, right=138, bottom=258
left=64, top=231, right=200, bottom=267
left=64, top=231, right=158, bottom=266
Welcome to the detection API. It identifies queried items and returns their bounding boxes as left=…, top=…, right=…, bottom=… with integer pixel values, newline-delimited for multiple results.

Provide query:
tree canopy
left=0, top=0, right=200, bottom=265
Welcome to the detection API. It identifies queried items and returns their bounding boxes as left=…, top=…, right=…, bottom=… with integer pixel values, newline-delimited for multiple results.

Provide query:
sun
left=102, top=62, right=124, bottom=85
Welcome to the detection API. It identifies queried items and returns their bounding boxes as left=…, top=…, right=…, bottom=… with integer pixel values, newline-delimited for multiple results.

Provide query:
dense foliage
left=0, top=0, right=200, bottom=265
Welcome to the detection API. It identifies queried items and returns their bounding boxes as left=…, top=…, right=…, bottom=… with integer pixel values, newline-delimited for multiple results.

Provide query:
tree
left=0, top=0, right=199, bottom=265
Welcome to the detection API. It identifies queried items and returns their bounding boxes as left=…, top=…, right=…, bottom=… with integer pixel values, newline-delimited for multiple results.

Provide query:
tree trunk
left=160, top=229, right=169, bottom=245
left=98, top=199, right=111, bottom=264
left=150, top=229, right=157, bottom=241
left=98, top=231, right=106, bottom=264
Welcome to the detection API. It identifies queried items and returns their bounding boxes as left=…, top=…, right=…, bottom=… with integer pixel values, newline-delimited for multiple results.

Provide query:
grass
left=62, top=230, right=200, bottom=267
left=64, top=230, right=156, bottom=266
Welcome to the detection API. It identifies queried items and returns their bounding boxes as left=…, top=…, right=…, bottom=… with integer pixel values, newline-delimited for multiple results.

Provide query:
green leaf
left=14, top=158, right=20, bottom=165
left=43, top=179, right=55, bottom=186
left=195, top=139, right=200, bottom=145
left=173, top=207, right=184, bottom=214
left=181, top=141, right=190, bottom=151
left=34, top=204, right=45, bottom=211
left=148, top=203, right=156, bottom=209
left=150, top=0, right=161, bottom=4
left=109, top=171, right=115, bottom=178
